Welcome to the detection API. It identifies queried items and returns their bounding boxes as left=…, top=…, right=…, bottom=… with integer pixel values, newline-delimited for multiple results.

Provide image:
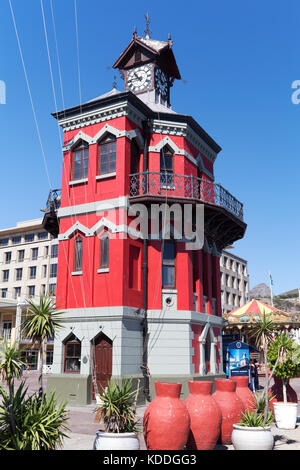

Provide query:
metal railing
left=45, top=189, right=61, bottom=212
left=129, top=172, right=244, bottom=221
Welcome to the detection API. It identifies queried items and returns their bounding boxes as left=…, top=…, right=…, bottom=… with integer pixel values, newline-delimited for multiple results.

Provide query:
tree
left=249, top=311, right=279, bottom=425
left=268, top=333, right=300, bottom=402
left=0, top=341, right=26, bottom=434
left=21, top=295, right=64, bottom=396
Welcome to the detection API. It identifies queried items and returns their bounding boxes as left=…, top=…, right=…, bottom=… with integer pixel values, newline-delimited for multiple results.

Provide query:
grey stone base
left=46, top=372, right=226, bottom=406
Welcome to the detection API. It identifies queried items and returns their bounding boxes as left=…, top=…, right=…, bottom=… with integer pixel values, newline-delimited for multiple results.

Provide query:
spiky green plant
left=238, top=409, right=274, bottom=427
left=0, top=382, right=69, bottom=450
left=249, top=310, right=277, bottom=425
left=21, top=295, right=65, bottom=396
left=0, top=341, right=25, bottom=386
left=94, top=379, right=139, bottom=433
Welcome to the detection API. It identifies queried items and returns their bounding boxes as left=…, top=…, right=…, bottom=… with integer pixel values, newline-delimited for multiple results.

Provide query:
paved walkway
left=9, top=372, right=300, bottom=450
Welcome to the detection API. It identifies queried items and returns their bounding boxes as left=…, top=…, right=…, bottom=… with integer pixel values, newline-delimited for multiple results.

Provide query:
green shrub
left=0, top=382, right=69, bottom=450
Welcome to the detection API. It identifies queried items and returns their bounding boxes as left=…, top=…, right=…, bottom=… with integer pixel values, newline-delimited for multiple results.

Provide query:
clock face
left=155, top=68, right=168, bottom=98
left=126, top=65, right=152, bottom=93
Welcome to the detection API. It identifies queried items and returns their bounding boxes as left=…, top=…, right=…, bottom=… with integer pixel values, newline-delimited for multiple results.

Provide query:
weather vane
left=144, top=12, right=151, bottom=39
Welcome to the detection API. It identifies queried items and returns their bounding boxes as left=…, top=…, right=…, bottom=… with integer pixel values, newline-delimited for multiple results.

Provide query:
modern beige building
left=0, top=218, right=58, bottom=369
left=220, top=249, right=250, bottom=315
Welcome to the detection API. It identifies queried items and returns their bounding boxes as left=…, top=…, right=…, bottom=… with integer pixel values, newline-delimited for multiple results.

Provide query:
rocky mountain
left=249, top=283, right=271, bottom=299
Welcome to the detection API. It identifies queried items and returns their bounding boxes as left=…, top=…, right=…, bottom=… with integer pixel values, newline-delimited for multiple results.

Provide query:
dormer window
left=98, top=135, right=116, bottom=175
left=72, top=141, right=89, bottom=181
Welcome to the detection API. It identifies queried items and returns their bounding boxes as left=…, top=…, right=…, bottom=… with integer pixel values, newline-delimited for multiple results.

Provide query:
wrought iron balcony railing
left=129, top=172, right=244, bottom=221
left=45, top=189, right=61, bottom=212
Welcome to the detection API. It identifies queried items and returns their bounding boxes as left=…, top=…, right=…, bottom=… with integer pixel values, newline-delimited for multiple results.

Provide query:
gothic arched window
left=72, top=141, right=89, bottom=181
left=98, top=134, right=116, bottom=175
left=73, top=235, right=83, bottom=272
left=99, top=233, right=109, bottom=269
left=160, top=146, right=174, bottom=188
left=64, top=334, right=81, bottom=373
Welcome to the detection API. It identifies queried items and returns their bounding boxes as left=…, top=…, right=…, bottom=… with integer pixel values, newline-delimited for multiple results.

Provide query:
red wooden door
left=92, top=333, right=112, bottom=399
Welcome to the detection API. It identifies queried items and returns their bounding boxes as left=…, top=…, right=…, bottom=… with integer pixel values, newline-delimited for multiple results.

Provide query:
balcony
left=129, top=171, right=246, bottom=251
left=129, top=172, right=244, bottom=221
left=42, top=189, right=61, bottom=238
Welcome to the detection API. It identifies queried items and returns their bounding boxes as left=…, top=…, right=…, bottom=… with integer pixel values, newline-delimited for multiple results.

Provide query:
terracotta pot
left=143, top=382, right=190, bottom=450
left=212, top=378, right=244, bottom=445
left=184, top=381, right=222, bottom=450
left=230, top=376, right=256, bottom=412
left=270, top=376, right=298, bottom=403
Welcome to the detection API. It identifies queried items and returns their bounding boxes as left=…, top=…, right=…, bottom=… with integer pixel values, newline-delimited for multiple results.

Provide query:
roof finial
left=144, top=12, right=151, bottom=39
left=113, top=75, right=117, bottom=89
left=133, top=26, right=137, bottom=39
left=168, top=32, right=173, bottom=48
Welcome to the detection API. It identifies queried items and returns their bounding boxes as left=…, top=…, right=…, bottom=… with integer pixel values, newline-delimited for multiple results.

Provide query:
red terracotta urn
left=212, top=379, right=244, bottom=445
left=143, top=382, right=190, bottom=450
left=184, top=381, right=222, bottom=450
left=270, top=376, right=298, bottom=403
left=230, top=376, right=256, bottom=412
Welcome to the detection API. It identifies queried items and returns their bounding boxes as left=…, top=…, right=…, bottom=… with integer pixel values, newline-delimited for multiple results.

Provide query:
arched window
left=64, top=334, right=81, bottom=373
left=98, top=134, right=116, bottom=175
left=160, top=146, right=174, bottom=188
left=72, top=141, right=89, bottom=180
left=99, top=233, right=109, bottom=269
left=74, top=235, right=83, bottom=272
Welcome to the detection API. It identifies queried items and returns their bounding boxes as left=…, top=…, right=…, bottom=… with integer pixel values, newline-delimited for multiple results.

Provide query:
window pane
left=162, top=266, right=175, bottom=288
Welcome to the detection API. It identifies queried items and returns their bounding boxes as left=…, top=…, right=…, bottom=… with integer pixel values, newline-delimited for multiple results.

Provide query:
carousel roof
left=224, top=299, right=300, bottom=327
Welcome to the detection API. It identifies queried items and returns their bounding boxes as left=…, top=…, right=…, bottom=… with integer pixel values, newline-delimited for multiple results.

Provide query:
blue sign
left=225, top=341, right=250, bottom=378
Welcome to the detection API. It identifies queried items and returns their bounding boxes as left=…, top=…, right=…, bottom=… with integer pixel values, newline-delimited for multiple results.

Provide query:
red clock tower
left=44, top=28, right=246, bottom=405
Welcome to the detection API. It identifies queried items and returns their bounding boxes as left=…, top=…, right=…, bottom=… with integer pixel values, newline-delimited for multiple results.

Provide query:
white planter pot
left=93, top=431, right=140, bottom=450
left=274, top=402, right=298, bottom=430
left=232, top=424, right=274, bottom=450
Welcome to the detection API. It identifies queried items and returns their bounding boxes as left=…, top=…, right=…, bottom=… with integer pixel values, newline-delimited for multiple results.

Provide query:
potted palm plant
left=232, top=311, right=280, bottom=450
left=268, top=333, right=300, bottom=429
left=93, top=378, right=140, bottom=450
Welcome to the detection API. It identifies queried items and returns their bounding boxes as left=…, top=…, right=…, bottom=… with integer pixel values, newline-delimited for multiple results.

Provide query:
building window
left=43, top=265, right=47, bottom=278
left=45, top=246, right=49, bottom=257
left=31, top=248, right=38, bottom=260
left=29, top=266, right=37, bottom=279
left=21, top=350, right=38, bottom=370
left=12, top=236, right=21, bottom=244
left=25, top=234, right=34, bottom=242
left=41, top=284, right=46, bottom=296
left=72, top=141, right=89, bottom=180
left=28, top=286, right=35, bottom=298
left=49, top=284, right=56, bottom=296
left=99, top=234, right=109, bottom=269
left=64, top=335, right=81, bottom=373
left=3, top=270, right=9, bottom=282
left=18, top=250, right=25, bottom=262
left=1, top=288, right=7, bottom=298
left=98, top=135, right=116, bottom=175
left=38, top=232, right=48, bottom=240
left=5, top=252, right=11, bottom=264
left=16, top=268, right=22, bottom=281
left=14, top=287, right=21, bottom=299
left=160, top=146, right=174, bottom=188
left=73, top=236, right=83, bottom=272
left=46, top=350, right=53, bottom=366
left=129, top=245, right=140, bottom=290
left=51, top=244, right=59, bottom=258
left=162, top=240, right=176, bottom=288
left=0, top=238, right=9, bottom=246
left=50, top=264, right=57, bottom=278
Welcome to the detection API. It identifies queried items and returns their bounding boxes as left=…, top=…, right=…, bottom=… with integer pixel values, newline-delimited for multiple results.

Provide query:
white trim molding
left=58, top=217, right=142, bottom=241
left=62, top=123, right=144, bottom=151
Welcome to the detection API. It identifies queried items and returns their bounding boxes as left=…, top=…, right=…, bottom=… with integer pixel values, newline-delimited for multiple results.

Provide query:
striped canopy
left=224, top=299, right=300, bottom=326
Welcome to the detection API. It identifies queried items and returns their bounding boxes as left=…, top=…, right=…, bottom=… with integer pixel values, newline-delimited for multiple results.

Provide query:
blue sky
left=1, top=0, right=300, bottom=294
